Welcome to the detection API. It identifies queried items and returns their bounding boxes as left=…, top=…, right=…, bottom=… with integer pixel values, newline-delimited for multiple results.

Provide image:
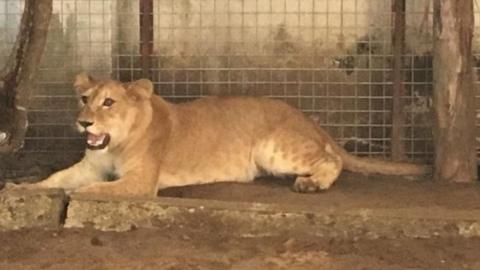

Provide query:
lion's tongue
left=87, top=133, right=105, bottom=146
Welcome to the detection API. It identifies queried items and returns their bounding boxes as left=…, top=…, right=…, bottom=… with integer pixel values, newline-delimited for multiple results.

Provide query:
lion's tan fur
left=23, top=74, right=431, bottom=197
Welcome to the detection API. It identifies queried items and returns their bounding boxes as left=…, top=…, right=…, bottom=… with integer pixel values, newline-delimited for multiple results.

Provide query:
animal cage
left=0, top=0, right=479, bottom=179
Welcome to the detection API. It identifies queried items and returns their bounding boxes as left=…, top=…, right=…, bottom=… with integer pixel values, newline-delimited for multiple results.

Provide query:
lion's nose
left=78, top=121, right=93, bottom=128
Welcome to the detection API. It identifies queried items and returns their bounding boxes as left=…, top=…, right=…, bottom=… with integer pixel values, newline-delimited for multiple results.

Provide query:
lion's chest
left=85, top=150, right=123, bottom=180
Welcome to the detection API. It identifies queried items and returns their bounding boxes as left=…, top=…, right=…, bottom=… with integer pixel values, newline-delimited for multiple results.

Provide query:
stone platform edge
left=1, top=190, right=480, bottom=239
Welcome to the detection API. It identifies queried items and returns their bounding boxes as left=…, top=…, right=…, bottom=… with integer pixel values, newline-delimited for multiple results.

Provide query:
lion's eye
left=81, top=96, right=88, bottom=104
left=103, top=98, right=115, bottom=107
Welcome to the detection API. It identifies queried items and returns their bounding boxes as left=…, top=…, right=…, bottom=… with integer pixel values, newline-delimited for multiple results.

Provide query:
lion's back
left=176, top=96, right=306, bottom=129
left=156, top=96, right=322, bottom=187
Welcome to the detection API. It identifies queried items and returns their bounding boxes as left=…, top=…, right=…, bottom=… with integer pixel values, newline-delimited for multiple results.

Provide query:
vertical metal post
left=391, top=0, right=407, bottom=161
left=140, top=0, right=153, bottom=79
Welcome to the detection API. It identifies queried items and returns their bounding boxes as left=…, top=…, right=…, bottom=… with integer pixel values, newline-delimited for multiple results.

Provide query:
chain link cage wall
left=0, top=0, right=479, bottom=178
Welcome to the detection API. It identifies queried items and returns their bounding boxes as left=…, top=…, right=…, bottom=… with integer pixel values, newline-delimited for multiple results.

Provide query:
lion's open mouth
left=86, top=132, right=110, bottom=150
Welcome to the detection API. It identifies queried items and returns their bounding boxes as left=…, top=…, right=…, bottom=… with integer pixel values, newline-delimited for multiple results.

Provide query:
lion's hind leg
left=254, top=134, right=343, bottom=192
left=292, top=146, right=343, bottom=192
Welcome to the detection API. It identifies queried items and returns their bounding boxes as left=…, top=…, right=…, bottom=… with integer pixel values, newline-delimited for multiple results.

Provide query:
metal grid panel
left=402, top=1, right=434, bottom=162
left=1, top=0, right=478, bottom=178
left=26, top=0, right=113, bottom=154
left=0, top=0, right=116, bottom=178
left=0, top=0, right=22, bottom=62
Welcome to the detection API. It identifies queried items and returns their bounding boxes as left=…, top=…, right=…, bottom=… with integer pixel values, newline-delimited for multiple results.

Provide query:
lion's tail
left=333, top=144, right=432, bottom=175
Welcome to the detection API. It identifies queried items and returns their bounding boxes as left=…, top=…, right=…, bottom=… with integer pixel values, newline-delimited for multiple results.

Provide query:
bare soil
left=0, top=228, right=480, bottom=270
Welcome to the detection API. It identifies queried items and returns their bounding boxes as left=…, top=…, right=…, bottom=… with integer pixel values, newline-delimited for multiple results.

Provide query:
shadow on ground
left=158, top=172, right=480, bottom=211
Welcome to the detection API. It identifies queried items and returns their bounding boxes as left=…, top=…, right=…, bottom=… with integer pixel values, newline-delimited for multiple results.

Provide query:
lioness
left=13, top=73, right=430, bottom=197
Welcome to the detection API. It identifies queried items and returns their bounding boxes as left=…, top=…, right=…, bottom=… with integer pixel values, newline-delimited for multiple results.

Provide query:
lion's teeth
left=87, top=137, right=105, bottom=146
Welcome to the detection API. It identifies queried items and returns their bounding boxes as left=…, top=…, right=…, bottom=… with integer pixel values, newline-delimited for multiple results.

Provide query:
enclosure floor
left=0, top=227, right=479, bottom=270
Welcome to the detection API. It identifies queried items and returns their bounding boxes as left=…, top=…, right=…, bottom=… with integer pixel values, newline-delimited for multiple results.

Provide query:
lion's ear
left=74, top=73, right=95, bottom=94
left=126, top=79, right=154, bottom=100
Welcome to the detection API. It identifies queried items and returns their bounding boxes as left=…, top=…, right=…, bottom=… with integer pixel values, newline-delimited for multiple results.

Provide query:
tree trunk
left=0, top=0, right=52, bottom=153
left=432, top=0, right=476, bottom=182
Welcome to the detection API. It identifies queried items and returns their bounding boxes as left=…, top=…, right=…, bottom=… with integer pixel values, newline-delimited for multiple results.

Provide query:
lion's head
left=73, top=73, right=154, bottom=151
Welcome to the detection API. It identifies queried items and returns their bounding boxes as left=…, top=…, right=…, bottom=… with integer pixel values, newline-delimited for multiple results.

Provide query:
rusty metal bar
left=391, top=0, right=407, bottom=161
left=140, top=0, right=153, bottom=79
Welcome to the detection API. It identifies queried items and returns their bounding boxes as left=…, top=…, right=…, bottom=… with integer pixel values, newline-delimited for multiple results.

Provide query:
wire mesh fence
left=0, top=0, right=479, bottom=178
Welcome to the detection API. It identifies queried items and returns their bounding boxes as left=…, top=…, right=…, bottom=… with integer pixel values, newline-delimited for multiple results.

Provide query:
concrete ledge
left=0, top=189, right=66, bottom=230
left=65, top=194, right=480, bottom=238
left=2, top=186, right=480, bottom=239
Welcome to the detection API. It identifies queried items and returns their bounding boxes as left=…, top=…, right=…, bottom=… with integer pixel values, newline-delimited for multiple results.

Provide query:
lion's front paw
left=1, top=182, right=16, bottom=191
left=74, top=182, right=154, bottom=198
left=74, top=183, right=119, bottom=196
left=74, top=185, right=100, bottom=195
left=1, top=182, right=42, bottom=192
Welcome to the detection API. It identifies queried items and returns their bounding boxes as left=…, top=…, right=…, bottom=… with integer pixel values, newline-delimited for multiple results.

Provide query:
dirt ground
left=0, top=228, right=479, bottom=270
left=1, top=172, right=480, bottom=269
